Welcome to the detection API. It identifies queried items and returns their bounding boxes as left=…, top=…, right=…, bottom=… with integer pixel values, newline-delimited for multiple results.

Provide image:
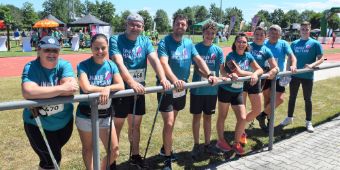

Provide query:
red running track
left=0, top=44, right=339, bottom=78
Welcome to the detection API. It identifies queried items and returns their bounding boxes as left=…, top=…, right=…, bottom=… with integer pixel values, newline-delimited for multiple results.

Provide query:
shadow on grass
left=117, top=112, right=340, bottom=169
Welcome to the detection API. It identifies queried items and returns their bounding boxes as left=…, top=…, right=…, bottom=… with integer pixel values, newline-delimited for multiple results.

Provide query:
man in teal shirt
left=280, top=21, right=324, bottom=132
left=157, top=14, right=217, bottom=170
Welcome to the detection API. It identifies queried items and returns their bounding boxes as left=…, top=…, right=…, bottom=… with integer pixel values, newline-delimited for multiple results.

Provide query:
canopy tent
left=192, top=19, right=224, bottom=29
left=67, top=14, right=110, bottom=27
left=33, top=19, right=59, bottom=28
left=0, top=20, right=6, bottom=29
left=44, top=14, right=65, bottom=27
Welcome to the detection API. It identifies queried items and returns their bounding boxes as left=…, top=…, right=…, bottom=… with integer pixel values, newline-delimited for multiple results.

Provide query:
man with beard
left=157, top=14, right=218, bottom=170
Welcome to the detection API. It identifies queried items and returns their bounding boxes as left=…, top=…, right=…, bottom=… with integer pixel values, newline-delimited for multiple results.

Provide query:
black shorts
left=24, top=118, right=73, bottom=169
left=218, top=87, right=243, bottom=105
left=263, top=79, right=285, bottom=93
left=157, top=92, right=186, bottom=112
left=190, top=94, right=217, bottom=115
left=113, top=95, right=146, bottom=118
left=243, top=79, right=264, bottom=94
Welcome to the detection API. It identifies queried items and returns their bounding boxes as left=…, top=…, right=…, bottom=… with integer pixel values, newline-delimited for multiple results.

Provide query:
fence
left=1, top=63, right=340, bottom=169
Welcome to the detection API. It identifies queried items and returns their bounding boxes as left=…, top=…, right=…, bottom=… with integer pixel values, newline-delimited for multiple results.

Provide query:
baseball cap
left=127, top=13, right=144, bottom=23
left=38, top=36, right=60, bottom=49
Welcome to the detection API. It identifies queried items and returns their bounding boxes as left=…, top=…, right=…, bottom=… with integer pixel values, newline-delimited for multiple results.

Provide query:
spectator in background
left=332, top=32, right=336, bottom=48
left=14, top=29, right=20, bottom=46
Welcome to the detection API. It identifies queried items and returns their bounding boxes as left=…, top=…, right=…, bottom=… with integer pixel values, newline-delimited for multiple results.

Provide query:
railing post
left=90, top=98, right=100, bottom=170
left=268, top=77, right=277, bottom=150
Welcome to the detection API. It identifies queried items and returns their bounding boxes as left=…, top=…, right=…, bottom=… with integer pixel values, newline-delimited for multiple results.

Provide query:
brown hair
left=202, top=21, right=217, bottom=32
left=172, top=14, right=188, bottom=25
left=232, top=33, right=249, bottom=52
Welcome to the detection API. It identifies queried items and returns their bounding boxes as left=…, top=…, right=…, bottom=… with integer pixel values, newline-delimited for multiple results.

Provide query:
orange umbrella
left=33, top=19, right=59, bottom=28
left=0, top=20, right=6, bottom=29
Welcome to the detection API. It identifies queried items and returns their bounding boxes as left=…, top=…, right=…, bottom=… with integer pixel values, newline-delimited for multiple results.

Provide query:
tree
left=0, top=5, right=13, bottom=25
left=224, top=7, right=243, bottom=33
left=182, top=7, right=195, bottom=32
left=98, top=1, right=115, bottom=24
left=310, top=12, right=322, bottom=29
left=114, top=10, right=130, bottom=33
left=21, top=2, right=38, bottom=28
left=42, top=0, right=83, bottom=23
left=284, top=10, right=300, bottom=25
left=270, top=9, right=285, bottom=26
left=154, top=9, right=170, bottom=33
left=172, top=9, right=185, bottom=23
left=138, top=10, right=153, bottom=31
left=2, top=5, right=23, bottom=29
left=194, top=6, right=208, bottom=23
left=209, top=3, right=223, bottom=23
left=328, top=14, right=340, bottom=31
left=300, top=10, right=316, bottom=22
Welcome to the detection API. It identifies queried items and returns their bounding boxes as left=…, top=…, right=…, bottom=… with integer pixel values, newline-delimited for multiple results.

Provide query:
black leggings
left=288, top=77, right=313, bottom=121
left=24, top=118, right=73, bottom=169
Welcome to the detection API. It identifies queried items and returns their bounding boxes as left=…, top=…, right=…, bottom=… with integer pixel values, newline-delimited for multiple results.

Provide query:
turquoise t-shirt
left=249, top=42, right=274, bottom=69
left=264, top=39, right=293, bottom=71
left=109, top=33, right=154, bottom=87
left=22, top=59, right=74, bottom=131
left=191, top=42, right=224, bottom=95
left=220, top=51, right=255, bottom=92
left=76, top=58, right=120, bottom=118
left=291, top=38, right=323, bottom=79
left=157, top=34, right=199, bottom=83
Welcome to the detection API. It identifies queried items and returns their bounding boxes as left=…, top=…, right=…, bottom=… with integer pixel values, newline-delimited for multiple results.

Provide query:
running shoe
left=240, top=133, right=247, bottom=145
left=159, top=146, right=177, bottom=161
left=191, top=144, right=200, bottom=159
left=163, top=158, right=172, bottom=170
left=233, top=142, right=245, bottom=155
left=215, top=140, right=232, bottom=152
left=306, top=121, right=314, bottom=133
left=280, top=117, right=293, bottom=126
left=256, top=112, right=268, bottom=132
left=130, top=154, right=148, bottom=169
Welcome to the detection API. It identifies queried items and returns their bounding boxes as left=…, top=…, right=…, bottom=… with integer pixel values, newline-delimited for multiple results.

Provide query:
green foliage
left=256, top=10, right=271, bottom=27
left=209, top=3, right=223, bottom=23
left=42, top=0, right=83, bottom=23
left=224, top=7, right=243, bottom=33
left=327, top=14, right=340, bottom=30
left=284, top=10, right=301, bottom=26
left=155, top=9, right=170, bottom=33
left=300, top=10, right=316, bottom=22
left=270, top=9, right=285, bottom=26
left=138, top=10, right=153, bottom=31
left=0, top=5, right=22, bottom=29
left=310, top=13, right=322, bottom=29
left=194, top=6, right=209, bottom=23
left=113, top=10, right=130, bottom=33
left=21, top=2, right=38, bottom=28
left=0, top=5, right=13, bottom=24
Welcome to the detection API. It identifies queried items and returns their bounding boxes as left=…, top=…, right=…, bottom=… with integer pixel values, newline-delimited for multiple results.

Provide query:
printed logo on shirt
left=122, top=46, right=143, bottom=59
left=202, top=53, right=217, bottom=65
left=40, top=77, right=59, bottom=87
left=171, top=48, right=189, bottom=60
left=104, top=71, right=112, bottom=81
left=89, top=73, right=111, bottom=86
left=294, top=46, right=310, bottom=53
left=251, top=50, right=264, bottom=60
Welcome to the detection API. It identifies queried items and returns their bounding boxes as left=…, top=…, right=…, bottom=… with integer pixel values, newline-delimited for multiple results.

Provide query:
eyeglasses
left=127, top=22, right=143, bottom=29
left=43, top=49, right=59, bottom=53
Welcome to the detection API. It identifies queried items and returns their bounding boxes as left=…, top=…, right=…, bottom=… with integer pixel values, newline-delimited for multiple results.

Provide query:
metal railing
left=1, top=63, right=340, bottom=169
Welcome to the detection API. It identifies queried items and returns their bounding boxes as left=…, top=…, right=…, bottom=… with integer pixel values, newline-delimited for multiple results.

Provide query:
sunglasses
left=43, top=49, right=59, bottom=53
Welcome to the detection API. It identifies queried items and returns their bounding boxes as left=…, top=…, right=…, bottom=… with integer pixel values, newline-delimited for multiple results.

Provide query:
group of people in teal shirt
left=21, top=11, right=324, bottom=170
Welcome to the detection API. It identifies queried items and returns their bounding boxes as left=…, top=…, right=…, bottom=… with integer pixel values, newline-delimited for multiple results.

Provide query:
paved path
left=215, top=115, right=340, bottom=170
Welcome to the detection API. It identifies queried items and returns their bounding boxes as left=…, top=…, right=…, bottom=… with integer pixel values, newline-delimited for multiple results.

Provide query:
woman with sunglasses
left=76, top=33, right=124, bottom=170
left=216, top=33, right=263, bottom=155
left=21, top=36, right=78, bottom=169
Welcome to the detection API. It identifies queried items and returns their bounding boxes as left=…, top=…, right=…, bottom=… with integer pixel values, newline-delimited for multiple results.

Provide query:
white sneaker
left=280, top=117, right=293, bottom=126
left=306, top=121, right=314, bottom=133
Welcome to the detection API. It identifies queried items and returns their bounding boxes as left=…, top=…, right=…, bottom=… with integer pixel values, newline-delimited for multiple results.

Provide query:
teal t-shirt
left=249, top=42, right=274, bottom=69
left=76, top=58, right=120, bottom=118
left=191, top=42, right=224, bottom=95
left=264, top=39, right=293, bottom=71
left=291, top=38, right=323, bottom=79
left=109, top=33, right=154, bottom=88
left=157, top=34, right=199, bottom=83
left=220, top=51, right=255, bottom=92
left=22, top=59, right=74, bottom=131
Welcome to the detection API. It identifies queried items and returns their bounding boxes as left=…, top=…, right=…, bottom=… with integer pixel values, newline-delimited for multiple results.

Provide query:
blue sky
left=1, top=0, right=339, bottom=22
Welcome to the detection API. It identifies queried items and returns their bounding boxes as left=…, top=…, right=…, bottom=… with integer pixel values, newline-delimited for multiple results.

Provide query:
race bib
left=231, top=82, right=244, bottom=88
left=201, top=71, right=216, bottom=81
left=129, top=69, right=145, bottom=83
left=98, top=98, right=112, bottom=110
left=39, top=104, right=64, bottom=116
left=172, top=89, right=186, bottom=98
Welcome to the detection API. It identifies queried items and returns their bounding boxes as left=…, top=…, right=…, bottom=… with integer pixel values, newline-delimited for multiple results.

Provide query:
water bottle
left=279, top=76, right=291, bottom=86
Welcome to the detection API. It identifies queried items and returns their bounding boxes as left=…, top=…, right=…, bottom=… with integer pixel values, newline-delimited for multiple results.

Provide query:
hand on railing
left=173, top=79, right=185, bottom=91
left=160, top=79, right=172, bottom=91
left=250, top=73, right=259, bottom=86
left=130, top=81, right=145, bottom=94
left=99, top=87, right=110, bottom=105
left=208, top=75, right=219, bottom=86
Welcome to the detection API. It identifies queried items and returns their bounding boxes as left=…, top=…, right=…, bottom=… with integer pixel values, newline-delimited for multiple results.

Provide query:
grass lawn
left=0, top=68, right=340, bottom=169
